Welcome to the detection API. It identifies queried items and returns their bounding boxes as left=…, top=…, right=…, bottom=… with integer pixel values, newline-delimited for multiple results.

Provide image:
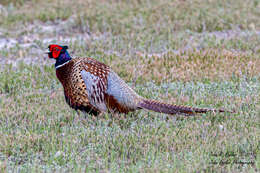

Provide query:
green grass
left=0, top=0, right=260, bottom=172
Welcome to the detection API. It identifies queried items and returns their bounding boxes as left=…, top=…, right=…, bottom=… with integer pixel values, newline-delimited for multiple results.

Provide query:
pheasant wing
left=80, top=58, right=110, bottom=112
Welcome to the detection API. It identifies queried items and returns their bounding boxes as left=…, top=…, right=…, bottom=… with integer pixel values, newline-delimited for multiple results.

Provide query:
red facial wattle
left=48, top=45, right=63, bottom=59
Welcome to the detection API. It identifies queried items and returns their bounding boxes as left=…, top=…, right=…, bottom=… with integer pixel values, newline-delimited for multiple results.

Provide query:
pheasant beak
left=45, top=50, right=53, bottom=58
left=48, top=52, right=53, bottom=58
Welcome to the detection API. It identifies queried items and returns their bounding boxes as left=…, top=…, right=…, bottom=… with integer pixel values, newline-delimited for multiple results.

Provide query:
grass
left=0, top=0, right=260, bottom=172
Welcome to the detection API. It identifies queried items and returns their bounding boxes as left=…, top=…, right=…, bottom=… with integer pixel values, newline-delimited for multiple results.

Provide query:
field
left=0, top=0, right=259, bottom=172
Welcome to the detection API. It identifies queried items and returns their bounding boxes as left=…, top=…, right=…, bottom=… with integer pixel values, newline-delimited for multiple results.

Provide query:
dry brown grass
left=109, top=49, right=260, bottom=83
left=1, top=0, right=260, bottom=32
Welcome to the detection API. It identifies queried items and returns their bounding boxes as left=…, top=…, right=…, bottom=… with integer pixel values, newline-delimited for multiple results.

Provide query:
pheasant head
left=48, top=44, right=71, bottom=69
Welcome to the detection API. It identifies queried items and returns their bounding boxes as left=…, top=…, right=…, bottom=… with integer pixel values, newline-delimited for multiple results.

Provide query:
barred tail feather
left=139, top=99, right=226, bottom=115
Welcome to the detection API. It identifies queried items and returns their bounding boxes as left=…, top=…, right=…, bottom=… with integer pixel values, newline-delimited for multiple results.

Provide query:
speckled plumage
left=55, top=57, right=142, bottom=114
left=56, top=58, right=106, bottom=114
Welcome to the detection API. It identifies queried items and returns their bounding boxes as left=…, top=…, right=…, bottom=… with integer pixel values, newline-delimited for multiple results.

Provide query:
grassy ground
left=0, top=0, right=259, bottom=172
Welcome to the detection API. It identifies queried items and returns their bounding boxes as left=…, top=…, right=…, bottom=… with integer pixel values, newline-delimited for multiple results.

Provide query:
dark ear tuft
left=63, top=46, right=68, bottom=50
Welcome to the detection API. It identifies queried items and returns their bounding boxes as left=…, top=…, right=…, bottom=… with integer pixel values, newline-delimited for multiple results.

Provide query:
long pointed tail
left=139, top=99, right=230, bottom=115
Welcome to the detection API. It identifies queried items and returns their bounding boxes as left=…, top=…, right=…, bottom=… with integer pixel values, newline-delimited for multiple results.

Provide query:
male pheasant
left=47, top=44, right=229, bottom=116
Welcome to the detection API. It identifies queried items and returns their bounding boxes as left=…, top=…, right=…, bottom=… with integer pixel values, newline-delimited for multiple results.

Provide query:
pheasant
left=47, top=44, right=230, bottom=116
